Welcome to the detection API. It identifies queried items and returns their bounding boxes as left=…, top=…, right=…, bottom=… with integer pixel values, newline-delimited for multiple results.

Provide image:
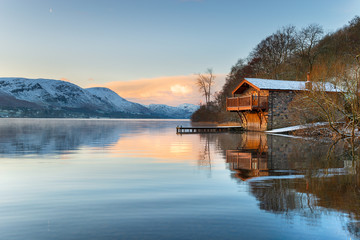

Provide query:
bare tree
left=250, top=25, right=297, bottom=79
left=196, top=68, right=216, bottom=105
left=296, top=24, right=324, bottom=74
left=290, top=56, right=360, bottom=142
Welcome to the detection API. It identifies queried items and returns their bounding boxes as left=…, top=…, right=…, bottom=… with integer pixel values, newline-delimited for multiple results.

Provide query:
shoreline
left=190, top=121, right=341, bottom=141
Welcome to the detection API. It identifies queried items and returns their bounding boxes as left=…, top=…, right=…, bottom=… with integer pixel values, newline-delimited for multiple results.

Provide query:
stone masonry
left=267, top=91, right=296, bottom=130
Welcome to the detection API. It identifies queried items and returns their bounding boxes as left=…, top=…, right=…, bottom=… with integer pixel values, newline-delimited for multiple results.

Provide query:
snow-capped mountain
left=177, top=103, right=200, bottom=113
left=147, top=103, right=199, bottom=119
left=0, top=78, right=109, bottom=110
left=0, top=78, right=199, bottom=118
left=0, top=89, right=41, bottom=109
left=85, top=87, right=151, bottom=115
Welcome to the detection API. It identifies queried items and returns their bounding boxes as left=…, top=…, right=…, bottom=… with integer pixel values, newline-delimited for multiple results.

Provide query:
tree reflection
left=198, top=134, right=212, bottom=168
left=198, top=132, right=360, bottom=239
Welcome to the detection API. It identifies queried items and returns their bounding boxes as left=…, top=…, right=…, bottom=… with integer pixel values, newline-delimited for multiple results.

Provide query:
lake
left=0, top=119, right=359, bottom=240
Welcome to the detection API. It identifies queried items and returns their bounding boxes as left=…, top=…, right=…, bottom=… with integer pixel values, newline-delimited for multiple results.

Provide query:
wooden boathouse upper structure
left=226, top=78, right=310, bottom=112
left=226, top=77, right=337, bottom=130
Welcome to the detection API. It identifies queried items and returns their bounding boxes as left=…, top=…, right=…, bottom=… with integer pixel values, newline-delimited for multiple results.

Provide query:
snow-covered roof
left=232, top=78, right=338, bottom=94
left=244, top=78, right=305, bottom=90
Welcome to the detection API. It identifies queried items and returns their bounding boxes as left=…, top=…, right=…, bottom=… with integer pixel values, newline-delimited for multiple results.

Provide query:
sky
left=0, top=0, right=359, bottom=106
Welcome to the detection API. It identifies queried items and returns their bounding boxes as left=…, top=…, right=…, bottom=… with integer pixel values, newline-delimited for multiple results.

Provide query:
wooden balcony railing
left=226, top=95, right=268, bottom=111
left=226, top=150, right=268, bottom=170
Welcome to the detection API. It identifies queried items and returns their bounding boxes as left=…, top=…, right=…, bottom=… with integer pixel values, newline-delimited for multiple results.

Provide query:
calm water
left=0, top=119, right=359, bottom=240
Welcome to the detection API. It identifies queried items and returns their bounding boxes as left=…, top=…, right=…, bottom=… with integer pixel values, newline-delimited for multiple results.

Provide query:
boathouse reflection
left=220, top=132, right=360, bottom=239
left=224, top=132, right=349, bottom=181
left=226, top=134, right=269, bottom=180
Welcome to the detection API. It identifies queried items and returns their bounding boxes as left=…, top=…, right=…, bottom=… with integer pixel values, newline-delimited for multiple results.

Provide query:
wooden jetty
left=176, top=126, right=244, bottom=134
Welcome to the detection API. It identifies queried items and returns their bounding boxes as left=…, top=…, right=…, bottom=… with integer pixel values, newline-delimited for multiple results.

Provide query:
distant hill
left=0, top=78, right=199, bottom=119
left=147, top=103, right=199, bottom=119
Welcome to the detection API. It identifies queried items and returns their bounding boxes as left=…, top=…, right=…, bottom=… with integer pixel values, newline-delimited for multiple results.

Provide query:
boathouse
left=226, top=78, right=319, bottom=130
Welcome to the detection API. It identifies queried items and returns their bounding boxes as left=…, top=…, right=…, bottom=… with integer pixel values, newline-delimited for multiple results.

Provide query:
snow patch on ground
left=266, top=122, right=329, bottom=133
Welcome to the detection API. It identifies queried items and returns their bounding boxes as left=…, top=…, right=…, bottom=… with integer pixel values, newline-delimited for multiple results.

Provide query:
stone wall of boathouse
left=267, top=91, right=296, bottom=130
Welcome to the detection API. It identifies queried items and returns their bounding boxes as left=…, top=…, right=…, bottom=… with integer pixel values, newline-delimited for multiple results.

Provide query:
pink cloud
left=87, top=74, right=226, bottom=106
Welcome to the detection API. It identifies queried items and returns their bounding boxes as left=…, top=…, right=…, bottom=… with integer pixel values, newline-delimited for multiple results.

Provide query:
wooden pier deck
left=176, top=126, right=244, bottom=134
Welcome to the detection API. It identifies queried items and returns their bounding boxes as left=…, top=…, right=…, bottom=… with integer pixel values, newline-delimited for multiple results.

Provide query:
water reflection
left=0, top=119, right=359, bottom=239
left=209, top=132, right=360, bottom=239
left=249, top=171, right=360, bottom=238
left=224, top=133, right=348, bottom=180
left=226, top=134, right=269, bottom=180
left=0, top=118, right=190, bottom=156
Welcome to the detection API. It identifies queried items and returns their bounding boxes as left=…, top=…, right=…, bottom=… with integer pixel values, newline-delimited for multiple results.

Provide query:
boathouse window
left=252, top=91, right=258, bottom=100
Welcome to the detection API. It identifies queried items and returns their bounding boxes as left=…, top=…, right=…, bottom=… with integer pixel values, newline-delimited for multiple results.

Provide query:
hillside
left=192, top=16, right=360, bottom=123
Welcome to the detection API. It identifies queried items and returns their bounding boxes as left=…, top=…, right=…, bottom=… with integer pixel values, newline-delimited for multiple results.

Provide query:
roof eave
left=231, top=79, right=261, bottom=95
